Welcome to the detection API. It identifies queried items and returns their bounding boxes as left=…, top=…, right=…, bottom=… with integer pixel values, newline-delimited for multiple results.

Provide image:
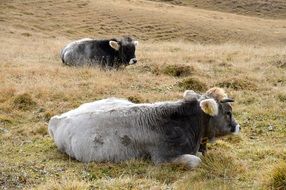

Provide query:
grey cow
left=60, top=36, right=138, bottom=69
left=48, top=87, right=240, bottom=169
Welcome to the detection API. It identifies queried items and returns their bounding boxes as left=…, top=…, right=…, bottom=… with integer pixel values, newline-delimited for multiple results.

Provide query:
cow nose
left=129, top=58, right=137, bottom=64
left=233, top=124, right=240, bottom=135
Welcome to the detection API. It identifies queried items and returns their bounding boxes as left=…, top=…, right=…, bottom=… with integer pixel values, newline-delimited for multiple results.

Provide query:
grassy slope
left=0, top=0, right=286, bottom=189
left=152, top=0, right=286, bottom=19
left=1, top=0, right=286, bottom=44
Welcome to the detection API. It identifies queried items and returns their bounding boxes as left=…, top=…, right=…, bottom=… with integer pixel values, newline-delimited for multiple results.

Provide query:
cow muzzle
left=129, top=58, right=137, bottom=64
left=232, top=124, right=240, bottom=135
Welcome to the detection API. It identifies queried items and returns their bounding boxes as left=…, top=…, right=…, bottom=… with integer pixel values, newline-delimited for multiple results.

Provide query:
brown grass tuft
left=162, top=65, right=194, bottom=77
left=178, top=77, right=208, bottom=92
left=134, top=65, right=161, bottom=76
left=127, top=95, right=144, bottom=103
left=12, top=93, right=37, bottom=111
left=198, top=150, right=246, bottom=180
left=265, top=162, right=286, bottom=190
left=174, top=150, right=245, bottom=189
left=216, top=77, right=257, bottom=90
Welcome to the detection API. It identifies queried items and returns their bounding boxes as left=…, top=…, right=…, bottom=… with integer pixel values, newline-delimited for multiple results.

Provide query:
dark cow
left=48, top=87, right=240, bottom=169
left=60, top=36, right=138, bottom=69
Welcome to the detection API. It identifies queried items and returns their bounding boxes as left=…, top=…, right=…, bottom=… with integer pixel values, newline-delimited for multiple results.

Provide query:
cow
left=60, top=36, right=138, bottom=69
left=48, top=87, right=240, bottom=169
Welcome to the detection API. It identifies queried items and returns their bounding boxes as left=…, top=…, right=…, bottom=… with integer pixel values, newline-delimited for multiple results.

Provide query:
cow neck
left=201, top=114, right=211, bottom=144
left=117, top=48, right=124, bottom=63
left=179, top=100, right=207, bottom=152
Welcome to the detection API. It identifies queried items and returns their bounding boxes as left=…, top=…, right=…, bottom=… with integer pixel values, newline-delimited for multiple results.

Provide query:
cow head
left=109, top=36, right=138, bottom=65
left=184, top=87, right=240, bottom=141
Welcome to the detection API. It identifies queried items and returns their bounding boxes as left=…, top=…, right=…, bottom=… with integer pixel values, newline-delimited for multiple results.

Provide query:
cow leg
left=198, top=137, right=208, bottom=155
left=98, top=56, right=108, bottom=69
left=105, top=56, right=114, bottom=69
left=172, top=154, right=202, bottom=169
left=198, top=143, right=207, bottom=155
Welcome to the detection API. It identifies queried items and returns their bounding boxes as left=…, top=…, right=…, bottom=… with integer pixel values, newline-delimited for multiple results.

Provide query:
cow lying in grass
left=48, top=87, right=240, bottom=169
left=60, top=36, right=138, bottom=69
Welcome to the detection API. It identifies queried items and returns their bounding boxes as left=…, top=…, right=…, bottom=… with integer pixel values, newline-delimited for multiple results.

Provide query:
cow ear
left=200, top=99, right=218, bottom=116
left=133, top=41, right=139, bottom=46
left=109, top=41, right=120, bottom=51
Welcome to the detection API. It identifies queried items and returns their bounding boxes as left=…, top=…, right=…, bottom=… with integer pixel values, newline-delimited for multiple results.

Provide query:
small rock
left=268, top=125, right=274, bottom=131
left=0, top=127, right=8, bottom=133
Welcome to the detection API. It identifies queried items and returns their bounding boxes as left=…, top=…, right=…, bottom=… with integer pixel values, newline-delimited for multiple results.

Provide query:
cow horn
left=220, top=98, right=234, bottom=103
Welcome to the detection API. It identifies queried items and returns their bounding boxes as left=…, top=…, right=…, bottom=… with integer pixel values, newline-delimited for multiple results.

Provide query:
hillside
left=152, top=0, right=286, bottom=19
left=1, top=0, right=286, bottom=45
left=0, top=0, right=286, bottom=189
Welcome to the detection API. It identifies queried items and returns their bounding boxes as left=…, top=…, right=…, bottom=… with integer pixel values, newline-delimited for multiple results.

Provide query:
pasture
left=0, top=0, right=286, bottom=189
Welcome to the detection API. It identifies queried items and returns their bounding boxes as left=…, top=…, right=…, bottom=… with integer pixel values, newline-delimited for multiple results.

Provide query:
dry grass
left=31, top=176, right=168, bottom=190
left=178, top=77, right=208, bottom=92
left=154, top=0, right=286, bottom=19
left=30, top=178, right=90, bottom=190
left=263, top=162, right=286, bottom=190
left=1, top=0, right=286, bottom=45
left=161, top=65, right=194, bottom=77
left=0, top=0, right=286, bottom=189
left=12, top=93, right=37, bottom=111
left=1, top=37, right=285, bottom=189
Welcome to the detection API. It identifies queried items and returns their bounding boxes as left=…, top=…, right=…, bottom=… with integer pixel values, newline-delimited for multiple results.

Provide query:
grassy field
left=152, top=0, right=286, bottom=19
left=0, top=0, right=286, bottom=189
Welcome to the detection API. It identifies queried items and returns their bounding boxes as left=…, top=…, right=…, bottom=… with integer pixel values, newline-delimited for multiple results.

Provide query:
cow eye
left=226, top=111, right=232, bottom=118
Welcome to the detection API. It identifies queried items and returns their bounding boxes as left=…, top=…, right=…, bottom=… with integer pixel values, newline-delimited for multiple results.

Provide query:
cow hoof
left=173, top=154, right=202, bottom=169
